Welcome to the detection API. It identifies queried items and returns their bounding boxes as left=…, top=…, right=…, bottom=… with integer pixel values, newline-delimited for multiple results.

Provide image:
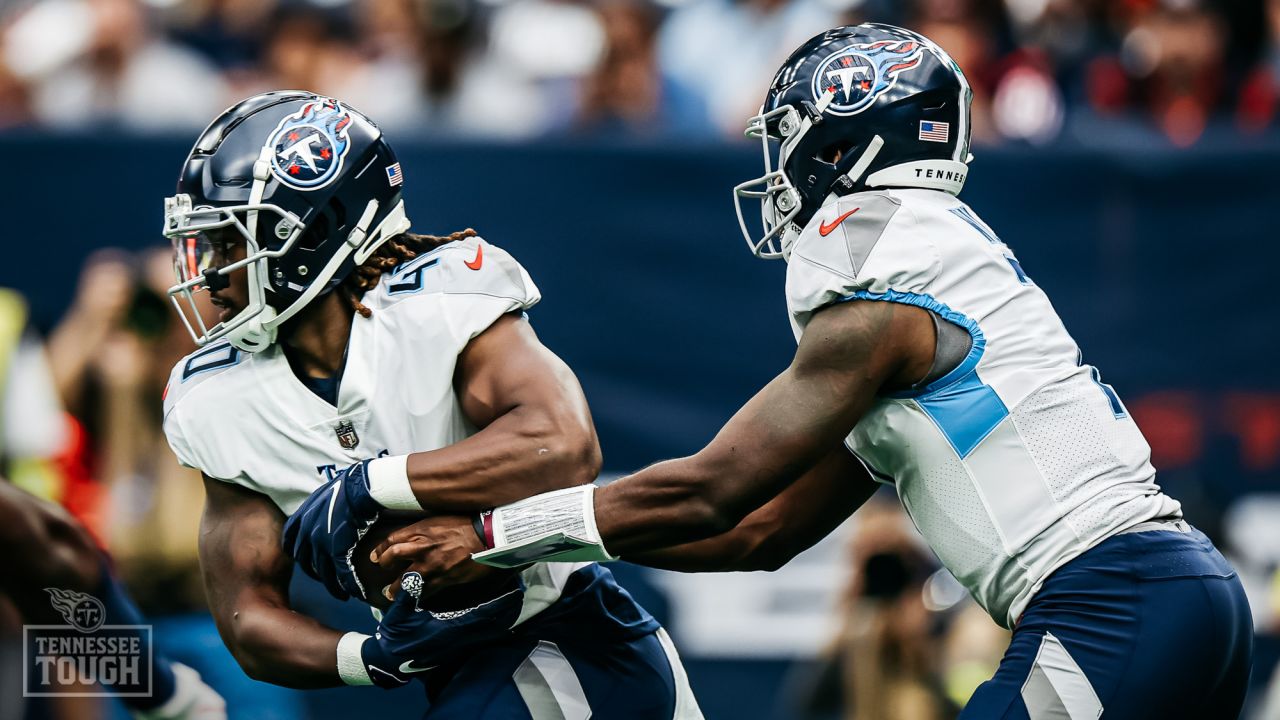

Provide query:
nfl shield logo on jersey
left=334, top=420, right=360, bottom=450
left=267, top=98, right=354, bottom=190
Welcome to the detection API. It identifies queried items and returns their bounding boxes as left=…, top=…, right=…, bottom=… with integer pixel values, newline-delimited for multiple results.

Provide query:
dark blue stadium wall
left=3, top=136, right=1277, bottom=717
left=4, top=136, right=1276, bottom=514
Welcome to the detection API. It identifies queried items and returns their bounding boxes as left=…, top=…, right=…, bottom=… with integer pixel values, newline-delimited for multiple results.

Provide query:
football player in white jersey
left=359, top=25, right=1254, bottom=718
left=161, top=92, right=701, bottom=718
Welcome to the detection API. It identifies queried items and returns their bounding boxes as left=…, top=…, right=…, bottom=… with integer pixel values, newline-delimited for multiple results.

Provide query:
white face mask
left=164, top=147, right=411, bottom=353
left=732, top=98, right=831, bottom=261
left=164, top=185, right=302, bottom=353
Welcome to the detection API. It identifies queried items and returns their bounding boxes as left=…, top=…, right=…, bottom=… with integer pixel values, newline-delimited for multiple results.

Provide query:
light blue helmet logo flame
left=267, top=98, right=354, bottom=190
left=812, top=40, right=925, bottom=116
left=45, top=587, right=106, bottom=633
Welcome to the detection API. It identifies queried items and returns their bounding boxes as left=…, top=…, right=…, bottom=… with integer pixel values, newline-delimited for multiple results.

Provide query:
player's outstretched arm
left=401, top=312, right=601, bottom=512
left=586, top=298, right=930, bottom=556
left=377, top=299, right=935, bottom=591
left=199, top=476, right=346, bottom=688
left=624, top=445, right=879, bottom=573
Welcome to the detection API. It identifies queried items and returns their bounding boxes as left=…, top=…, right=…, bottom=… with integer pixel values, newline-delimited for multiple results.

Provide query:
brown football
left=353, top=512, right=519, bottom=612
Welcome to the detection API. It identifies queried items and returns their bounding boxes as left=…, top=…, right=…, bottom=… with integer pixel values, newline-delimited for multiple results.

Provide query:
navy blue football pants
left=419, top=627, right=695, bottom=719
left=960, top=525, right=1253, bottom=720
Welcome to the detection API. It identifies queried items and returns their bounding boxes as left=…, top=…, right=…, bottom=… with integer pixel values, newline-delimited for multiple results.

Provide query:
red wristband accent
left=480, top=510, right=496, bottom=549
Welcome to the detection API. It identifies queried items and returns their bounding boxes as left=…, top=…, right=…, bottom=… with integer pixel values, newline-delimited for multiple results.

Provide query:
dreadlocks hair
left=341, top=228, right=478, bottom=318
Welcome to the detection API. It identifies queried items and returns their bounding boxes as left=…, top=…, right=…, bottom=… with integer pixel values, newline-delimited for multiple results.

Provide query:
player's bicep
left=198, top=476, right=293, bottom=624
left=698, top=299, right=928, bottom=489
left=454, top=313, right=594, bottom=436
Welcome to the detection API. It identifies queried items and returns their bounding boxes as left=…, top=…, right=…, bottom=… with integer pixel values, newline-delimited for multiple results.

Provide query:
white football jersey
left=163, top=236, right=591, bottom=621
left=787, top=188, right=1182, bottom=628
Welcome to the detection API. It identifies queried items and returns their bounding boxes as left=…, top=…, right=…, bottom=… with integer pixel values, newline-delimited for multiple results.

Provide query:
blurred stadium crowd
left=0, top=0, right=1278, bottom=145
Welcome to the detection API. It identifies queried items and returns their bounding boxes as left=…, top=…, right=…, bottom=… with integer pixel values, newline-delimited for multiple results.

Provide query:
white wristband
left=366, top=455, right=422, bottom=511
left=336, top=631, right=373, bottom=686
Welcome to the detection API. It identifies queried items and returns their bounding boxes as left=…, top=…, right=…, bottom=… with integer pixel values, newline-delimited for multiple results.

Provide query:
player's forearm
left=624, top=517, right=777, bottom=573
left=402, top=404, right=600, bottom=512
left=623, top=449, right=877, bottom=572
left=216, top=602, right=345, bottom=689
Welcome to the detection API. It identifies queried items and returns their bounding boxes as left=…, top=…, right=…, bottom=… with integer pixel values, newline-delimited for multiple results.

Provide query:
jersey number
left=950, top=207, right=1032, bottom=286
left=387, top=256, right=441, bottom=295
left=181, top=343, right=241, bottom=381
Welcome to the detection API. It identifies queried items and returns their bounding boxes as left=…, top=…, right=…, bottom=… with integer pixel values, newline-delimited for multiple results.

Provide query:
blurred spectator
left=45, top=248, right=210, bottom=612
left=0, top=289, right=68, bottom=505
left=788, top=499, right=989, bottom=720
left=1117, top=1, right=1229, bottom=146
left=908, top=0, right=1006, bottom=144
left=256, top=5, right=354, bottom=102
left=576, top=0, right=707, bottom=134
left=658, top=0, right=841, bottom=135
left=334, top=0, right=428, bottom=132
left=165, top=0, right=277, bottom=74
left=1237, top=0, right=1280, bottom=132
left=2, top=0, right=229, bottom=131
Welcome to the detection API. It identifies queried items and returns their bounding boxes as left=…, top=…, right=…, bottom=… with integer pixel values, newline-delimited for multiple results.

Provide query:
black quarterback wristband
left=472, top=512, right=491, bottom=549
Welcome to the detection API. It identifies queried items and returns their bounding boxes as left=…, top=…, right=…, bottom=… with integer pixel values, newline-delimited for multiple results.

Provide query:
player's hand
left=281, top=460, right=383, bottom=601
left=361, top=570, right=524, bottom=687
left=370, top=515, right=490, bottom=600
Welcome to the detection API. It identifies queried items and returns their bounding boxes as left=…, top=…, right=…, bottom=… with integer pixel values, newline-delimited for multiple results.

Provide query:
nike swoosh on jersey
left=398, top=660, right=438, bottom=674
left=819, top=208, right=860, bottom=237
left=464, top=244, right=483, bottom=270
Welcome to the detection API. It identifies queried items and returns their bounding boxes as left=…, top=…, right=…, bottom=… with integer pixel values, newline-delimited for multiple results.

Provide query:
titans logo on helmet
left=812, top=40, right=924, bottom=116
left=267, top=99, right=354, bottom=190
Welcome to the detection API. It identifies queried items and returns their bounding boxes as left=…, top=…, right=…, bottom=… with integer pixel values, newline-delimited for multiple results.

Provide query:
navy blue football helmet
left=164, top=91, right=411, bottom=352
left=734, top=24, right=973, bottom=258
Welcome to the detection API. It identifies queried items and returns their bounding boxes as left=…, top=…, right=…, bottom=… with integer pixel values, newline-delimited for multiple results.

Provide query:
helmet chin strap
left=814, top=135, right=886, bottom=222
left=806, top=137, right=968, bottom=249
left=225, top=198, right=412, bottom=354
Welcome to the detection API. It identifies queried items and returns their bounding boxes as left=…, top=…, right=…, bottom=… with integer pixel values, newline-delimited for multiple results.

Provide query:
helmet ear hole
left=328, top=197, right=348, bottom=235
left=816, top=141, right=854, bottom=164
left=296, top=214, right=330, bottom=252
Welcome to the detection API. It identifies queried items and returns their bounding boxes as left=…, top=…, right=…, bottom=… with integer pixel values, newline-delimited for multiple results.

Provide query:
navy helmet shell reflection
left=811, top=39, right=924, bottom=116
left=268, top=99, right=354, bottom=190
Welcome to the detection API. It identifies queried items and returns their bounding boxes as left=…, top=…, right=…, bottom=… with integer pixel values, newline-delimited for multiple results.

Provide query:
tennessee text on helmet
left=734, top=24, right=974, bottom=260
left=164, top=92, right=412, bottom=352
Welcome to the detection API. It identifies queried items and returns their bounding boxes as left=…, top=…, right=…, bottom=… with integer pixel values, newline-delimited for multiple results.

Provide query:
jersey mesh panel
left=1010, top=374, right=1159, bottom=541
left=896, top=435, right=1006, bottom=606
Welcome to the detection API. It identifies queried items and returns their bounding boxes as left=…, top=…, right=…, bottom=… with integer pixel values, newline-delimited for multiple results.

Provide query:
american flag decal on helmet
left=385, top=163, right=403, bottom=187
left=919, top=120, right=950, bottom=142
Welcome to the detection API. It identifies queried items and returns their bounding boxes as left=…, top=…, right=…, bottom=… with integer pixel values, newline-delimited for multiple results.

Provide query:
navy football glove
left=355, top=635, right=413, bottom=689
left=282, top=460, right=383, bottom=601
left=366, top=570, right=525, bottom=683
